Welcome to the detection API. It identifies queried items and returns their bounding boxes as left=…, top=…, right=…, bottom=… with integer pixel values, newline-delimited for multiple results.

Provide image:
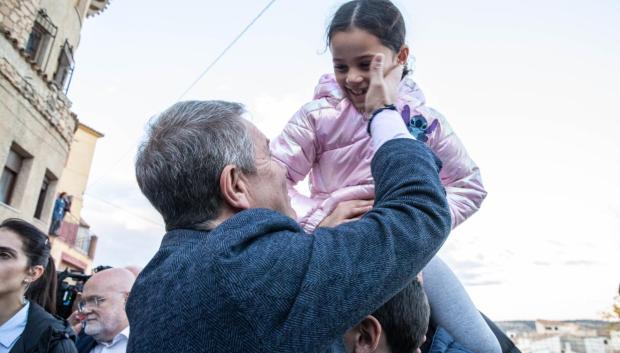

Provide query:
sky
left=66, top=0, right=620, bottom=321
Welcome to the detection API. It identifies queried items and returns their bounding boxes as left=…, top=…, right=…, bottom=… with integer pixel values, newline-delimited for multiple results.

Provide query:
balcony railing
left=56, top=220, right=91, bottom=255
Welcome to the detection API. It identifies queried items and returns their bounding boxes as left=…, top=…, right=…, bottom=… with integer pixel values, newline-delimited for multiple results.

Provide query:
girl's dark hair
left=327, top=0, right=411, bottom=78
left=1, top=218, right=57, bottom=314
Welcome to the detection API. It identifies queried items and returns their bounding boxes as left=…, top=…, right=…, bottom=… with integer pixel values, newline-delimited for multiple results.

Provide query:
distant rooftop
left=78, top=122, right=105, bottom=138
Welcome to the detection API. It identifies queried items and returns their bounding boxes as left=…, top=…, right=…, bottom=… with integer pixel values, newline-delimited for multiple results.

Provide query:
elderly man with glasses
left=74, top=268, right=135, bottom=353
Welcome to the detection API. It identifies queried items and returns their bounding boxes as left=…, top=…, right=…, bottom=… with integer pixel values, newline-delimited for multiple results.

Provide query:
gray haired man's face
left=243, top=121, right=296, bottom=219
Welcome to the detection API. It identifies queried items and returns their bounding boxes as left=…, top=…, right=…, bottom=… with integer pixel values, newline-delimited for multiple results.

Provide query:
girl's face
left=0, top=228, right=30, bottom=300
left=330, top=27, right=408, bottom=112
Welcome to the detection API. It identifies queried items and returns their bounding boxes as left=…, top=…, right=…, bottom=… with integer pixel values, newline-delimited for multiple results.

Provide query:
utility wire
left=84, top=193, right=165, bottom=228
left=85, top=0, right=277, bottom=191
left=177, top=0, right=277, bottom=100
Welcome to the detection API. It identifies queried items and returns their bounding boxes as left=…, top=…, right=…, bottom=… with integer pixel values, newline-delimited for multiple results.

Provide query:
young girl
left=270, top=1, right=500, bottom=352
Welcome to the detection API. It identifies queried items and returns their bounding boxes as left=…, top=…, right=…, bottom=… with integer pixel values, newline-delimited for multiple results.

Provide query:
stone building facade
left=0, top=0, right=110, bottom=270
left=52, top=122, right=104, bottom=272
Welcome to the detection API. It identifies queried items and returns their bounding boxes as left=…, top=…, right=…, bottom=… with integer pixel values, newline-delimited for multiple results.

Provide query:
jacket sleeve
left=423, top=107, right=488, bottom=229
left=224, top=138, right=451, bottom=351
left=270, top=107, right=322, bottom=225
left=51, top=339, right=78, bottom=353
left=306, top=139, right=450, bottom=349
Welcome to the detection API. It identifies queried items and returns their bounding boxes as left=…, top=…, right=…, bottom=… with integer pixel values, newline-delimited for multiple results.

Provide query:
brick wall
left=0, top=0, right=41, bottom=49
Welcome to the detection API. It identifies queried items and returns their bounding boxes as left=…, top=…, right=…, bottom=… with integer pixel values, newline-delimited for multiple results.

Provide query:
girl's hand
left=364, top=53, right=404, bottom=115
left=319, top=199, right=374, bottom=227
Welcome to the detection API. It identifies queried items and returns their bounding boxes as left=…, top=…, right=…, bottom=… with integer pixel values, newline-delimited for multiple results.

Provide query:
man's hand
left=318, top=200, right=374, bottom=228
left=67, top=310, right=85, bottom=335
left=364, top=53, right=404, bottom=115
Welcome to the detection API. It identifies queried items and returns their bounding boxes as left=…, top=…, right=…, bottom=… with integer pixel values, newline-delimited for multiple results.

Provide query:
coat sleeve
left=48, top=332, right=78, bottom=353
left=305, top=139, right=451, bottom=338
left=223, top=138, right=451, bottom=351
left=423, top=107, right=488, bottom=229
left=50, top=336, right=78, bottom=353
left=270, top=107, right=322, bottom=225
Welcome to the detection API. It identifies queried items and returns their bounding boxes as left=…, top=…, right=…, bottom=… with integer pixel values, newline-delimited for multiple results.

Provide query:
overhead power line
left=177, top=0, right=277, bottom=100
left=85, top=0, right=278, bottom=192
left=84, top=193, right=165, bottom=228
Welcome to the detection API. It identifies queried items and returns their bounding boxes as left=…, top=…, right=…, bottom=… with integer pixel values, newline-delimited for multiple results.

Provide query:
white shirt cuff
left=370, top=109, right=415, bottom=151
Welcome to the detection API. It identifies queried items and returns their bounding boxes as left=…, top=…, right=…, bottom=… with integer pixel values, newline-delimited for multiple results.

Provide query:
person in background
left=74, top=268, right=135, bottom=353
left=123, top=266, right=141, bottom=278
left=64, top=196, right=73, bottom=219
left=342, top=278, right=430, bottom=353
left=0, top=218, right=77, bottom=353
left=49, top=192, right=69, bottom=236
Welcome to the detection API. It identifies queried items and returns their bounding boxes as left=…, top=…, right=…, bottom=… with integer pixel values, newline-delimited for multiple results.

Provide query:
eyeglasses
left=76, top=291, right=129, bottom=312
left=77, top=296, right=106, bottom=312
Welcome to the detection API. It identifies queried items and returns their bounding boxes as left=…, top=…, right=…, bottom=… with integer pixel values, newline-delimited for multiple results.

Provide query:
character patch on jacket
left=401, top=105, right=438, bottom=143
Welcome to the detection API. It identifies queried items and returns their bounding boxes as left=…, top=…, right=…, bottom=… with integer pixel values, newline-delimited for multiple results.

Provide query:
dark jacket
left=127, top=139, right=451, bottom=353
left=75, top=332, right=96, bottom=353
left=9, top=303, right=77, bottom=353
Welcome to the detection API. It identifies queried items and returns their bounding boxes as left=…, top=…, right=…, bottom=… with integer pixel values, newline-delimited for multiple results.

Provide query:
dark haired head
left=0, top=218, right=57, bottom=314
left=327, top=0, right=411, bottom=78
left=372, top=279, right=430, bottom=353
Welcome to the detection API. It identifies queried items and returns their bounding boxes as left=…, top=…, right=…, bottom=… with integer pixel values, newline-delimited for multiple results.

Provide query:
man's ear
left=350, top=315, right=383, bottom=353
left=219, top=165, right=252, bottom=210
left=397, top=45, right=410, bottom=65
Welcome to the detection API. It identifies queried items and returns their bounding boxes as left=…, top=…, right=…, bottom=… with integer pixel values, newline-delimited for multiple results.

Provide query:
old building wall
left=0, top=0, right=41, bottom=48
left=38, top=0, right=85, bottom=80
left=0, top=36, right=74, bottom=229
left=57, top=123, right=103, bottom=222
left=1, top=0, right=110, bottom=271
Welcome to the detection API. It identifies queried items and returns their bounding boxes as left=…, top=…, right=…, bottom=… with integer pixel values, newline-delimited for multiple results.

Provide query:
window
left=0, top=149, right=23, bottom=205
left=25, top=10, right=57, bottom=67
left=34, top=174, right=51, bottom=219
left=53, top=41, right=75, bottom=93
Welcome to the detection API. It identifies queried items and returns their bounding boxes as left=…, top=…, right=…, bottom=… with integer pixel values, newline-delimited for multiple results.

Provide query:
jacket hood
left=313, top=73, right=426, bottom=109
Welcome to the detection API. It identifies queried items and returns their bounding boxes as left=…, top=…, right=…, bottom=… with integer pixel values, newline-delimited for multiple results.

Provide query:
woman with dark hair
left=0, top=218, right=77, bottom=353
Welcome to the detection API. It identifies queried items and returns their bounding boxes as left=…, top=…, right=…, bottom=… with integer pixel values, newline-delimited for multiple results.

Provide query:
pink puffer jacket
left=270, top=74, right=487, bottom=232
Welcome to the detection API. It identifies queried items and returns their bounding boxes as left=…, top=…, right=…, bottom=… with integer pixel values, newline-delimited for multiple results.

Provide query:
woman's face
left=330, top=27, right=404, bottom=112
left=0, top=228, right=30, bottom=300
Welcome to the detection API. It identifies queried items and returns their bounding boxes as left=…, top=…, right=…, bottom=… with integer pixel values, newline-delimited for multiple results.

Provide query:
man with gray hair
left=126, top=54, right=451, bottom=352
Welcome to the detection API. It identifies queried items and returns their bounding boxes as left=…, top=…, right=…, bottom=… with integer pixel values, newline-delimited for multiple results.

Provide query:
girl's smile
left=330, top=27, right=406, bottom=112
